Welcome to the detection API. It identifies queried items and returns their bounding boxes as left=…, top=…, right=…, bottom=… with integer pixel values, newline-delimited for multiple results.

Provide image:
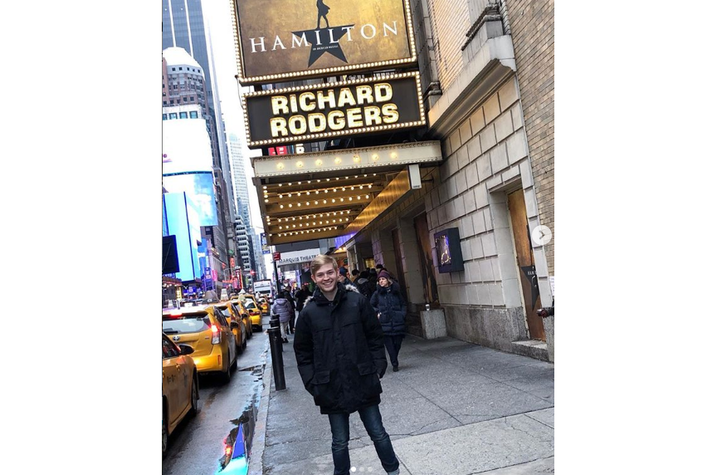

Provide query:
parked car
left=229, top=298, right=253, bottom=339
left=162, top=333, right=199, bottom=456
left=211, top=302, right=248, bottom=353
left=162, top=306, right=237, bottom=383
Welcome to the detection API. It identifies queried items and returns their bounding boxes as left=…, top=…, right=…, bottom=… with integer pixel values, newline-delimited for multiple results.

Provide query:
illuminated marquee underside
left=242, top=72, right=425, bottom=148
left=254, top=141, right=442, bottom=245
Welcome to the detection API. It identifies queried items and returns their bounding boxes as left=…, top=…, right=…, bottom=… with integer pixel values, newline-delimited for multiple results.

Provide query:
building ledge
left=511, top=339, right=549, bottom=362
left=427, top=35, right=516, bottom=138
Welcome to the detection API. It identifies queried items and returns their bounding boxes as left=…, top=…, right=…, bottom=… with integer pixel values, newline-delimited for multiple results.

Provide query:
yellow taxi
left=238, top=294, right=263, bottom=331
left=256, top=296, right=270, bottom=315
left=162, top=333, right=198, bottom=456
left=162, top=305, right=237, bottom=383
left=229, top=298, right=254, bottom=340
left=211, top=302, right=248, bottom=353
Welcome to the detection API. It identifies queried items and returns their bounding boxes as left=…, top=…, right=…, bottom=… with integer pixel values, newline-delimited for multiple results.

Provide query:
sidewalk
left=251, top=331, right=554, bottom=475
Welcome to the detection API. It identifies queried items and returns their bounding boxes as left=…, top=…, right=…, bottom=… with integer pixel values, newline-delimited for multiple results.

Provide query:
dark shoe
left=392, top=365, right=399, bottom=372
left=282, top=338, right=289, bottom=343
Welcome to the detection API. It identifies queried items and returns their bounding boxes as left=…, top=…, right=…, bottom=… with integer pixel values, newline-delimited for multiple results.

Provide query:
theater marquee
left=242, top=72, right=425, bottom=148
left=231, top=0, right=417, bottom=83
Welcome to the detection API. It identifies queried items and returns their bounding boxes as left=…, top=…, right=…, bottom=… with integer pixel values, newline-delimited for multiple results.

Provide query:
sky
left=203, top=0, right=264, bottom=231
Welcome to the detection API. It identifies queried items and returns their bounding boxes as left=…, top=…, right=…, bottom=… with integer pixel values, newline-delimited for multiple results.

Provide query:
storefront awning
left=253, top=140, right=442, bottom=246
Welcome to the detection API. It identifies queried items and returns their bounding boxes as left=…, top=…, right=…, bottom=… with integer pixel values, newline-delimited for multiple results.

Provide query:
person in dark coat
left=271, top=291, right=293, bottom=343
left=293, top=282, right=310, bottom=325
left=370, top=270, right=407, bottom=372
left=355, top=270, right=372, bottom=298
left=294, top=255, right=400, bottom=475
left=367, top=268, right=378, bottom=296
left=285, top=290, right=297, bottom=334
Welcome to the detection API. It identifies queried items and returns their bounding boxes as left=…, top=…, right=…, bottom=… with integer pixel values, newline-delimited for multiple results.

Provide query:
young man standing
left=293, top=255, right=400, bottom=475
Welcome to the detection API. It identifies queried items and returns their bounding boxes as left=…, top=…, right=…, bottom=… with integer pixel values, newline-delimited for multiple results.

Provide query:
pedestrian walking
left=271, top=291, right=293, bottom=343
left=294, top=282, right=310, bottom=328
left=294, top=255, right=401, bottom=475
left=355, top=270, right=372, bottom=298
left=367, top=268, right=378, bottom=296
left=337, top=266, right=350, bottom=286
left=286, top=290, right=297, bottom=334
left=370, top=270, right=407, bottom=372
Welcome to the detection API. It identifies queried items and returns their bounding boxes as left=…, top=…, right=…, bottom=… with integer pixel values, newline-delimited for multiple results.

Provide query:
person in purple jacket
left=271, top=291, right=294, bottom=343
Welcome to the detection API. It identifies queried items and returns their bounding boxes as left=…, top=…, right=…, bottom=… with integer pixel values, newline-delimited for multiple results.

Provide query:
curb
left=248, top=337, right=273, bottom=475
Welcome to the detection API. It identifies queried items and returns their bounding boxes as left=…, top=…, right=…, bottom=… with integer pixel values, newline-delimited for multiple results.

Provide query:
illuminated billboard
left=162, top=172, right=218, bottom=226
left=162, top=118, right=214, bottom=174
left=242, top=72, right=425, bottom=148
left=163, top=192, right=203, bottom=282
left=231, top=0, right=417, bottom=83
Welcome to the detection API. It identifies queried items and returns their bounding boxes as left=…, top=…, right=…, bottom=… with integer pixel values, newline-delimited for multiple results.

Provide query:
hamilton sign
left=242, top=72, right=425, bottom=148
left=231, top=0, right=417, bottom=83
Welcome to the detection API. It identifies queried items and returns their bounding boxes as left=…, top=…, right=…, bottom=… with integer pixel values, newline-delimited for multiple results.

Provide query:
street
left=163, top=320, right=270, bottom=475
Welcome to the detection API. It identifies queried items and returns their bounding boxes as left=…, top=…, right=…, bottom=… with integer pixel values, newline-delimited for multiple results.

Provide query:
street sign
left=273, top=252, right=281, bottom=261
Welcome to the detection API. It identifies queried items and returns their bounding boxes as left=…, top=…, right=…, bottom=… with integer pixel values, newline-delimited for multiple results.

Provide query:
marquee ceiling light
left=277, top=225, right=340, bottom=237
left=267, top=182, right=376, bottom=201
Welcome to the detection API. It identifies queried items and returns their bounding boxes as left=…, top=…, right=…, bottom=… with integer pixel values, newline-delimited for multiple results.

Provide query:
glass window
left=163, top=314, right=212, bottom=334
left=214, top=310, right=229, bottom=327
left=172, top=67, right=176, bottom=71
left=179, top=112, right=188, bottom=119
left=163, top=335, right=181, bottom=358
left=169, top=113, right=177, bottom=119
left=162, top=114, right=167, bottom=120
left=189, top=111, right=198, bottom=118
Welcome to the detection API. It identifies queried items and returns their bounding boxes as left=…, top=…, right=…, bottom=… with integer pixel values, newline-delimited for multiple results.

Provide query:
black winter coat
left=294, top=289, right=309, bottom=311
left=293, top=283, right=387, bottom=414
left=370, top=282, right=406, bottom=335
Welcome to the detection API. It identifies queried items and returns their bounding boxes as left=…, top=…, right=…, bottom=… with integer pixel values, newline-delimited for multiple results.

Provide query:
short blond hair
left=310, top=254, right=338, bottom=276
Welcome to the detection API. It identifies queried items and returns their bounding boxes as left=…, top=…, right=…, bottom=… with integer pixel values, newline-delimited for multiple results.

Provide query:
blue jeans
left=327, top=404, right=399, bottom=475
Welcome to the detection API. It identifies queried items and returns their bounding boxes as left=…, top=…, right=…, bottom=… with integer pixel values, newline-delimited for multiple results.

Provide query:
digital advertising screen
left=162, top=118, right=214, bottom=175
left=162, top=172, right=218, bottom=226
left=163, top=192, right=203, bottom=282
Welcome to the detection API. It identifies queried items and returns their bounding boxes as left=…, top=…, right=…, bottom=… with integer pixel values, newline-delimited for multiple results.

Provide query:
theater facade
left=233, top=0, right=554, bottom=361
